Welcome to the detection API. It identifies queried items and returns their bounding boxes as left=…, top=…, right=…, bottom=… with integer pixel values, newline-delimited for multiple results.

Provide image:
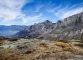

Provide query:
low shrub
left=80, top=33, right=83, bottom=43
left=39, top=42, right=48, bottom=47
left=74, top=44, right=83, bottom=47
left=56, top=42, right=70, bottom=48
left=58, top=40, right=71, bottom=43
left=8, top=38, right=18, bottom=41
left=0, top=36, right=7, bottom=40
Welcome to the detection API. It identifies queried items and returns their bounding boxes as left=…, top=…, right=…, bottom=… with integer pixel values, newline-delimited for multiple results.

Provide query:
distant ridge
left=0, top=25, right=27, bottom=37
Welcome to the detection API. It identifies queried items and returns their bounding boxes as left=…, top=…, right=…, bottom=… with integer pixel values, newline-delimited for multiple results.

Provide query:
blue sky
left=0, top=0, right=83, bottom=25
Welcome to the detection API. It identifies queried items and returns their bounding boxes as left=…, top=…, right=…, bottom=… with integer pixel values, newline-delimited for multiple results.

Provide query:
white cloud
left=48, top=3, right=83, bottom=19
left=22, top=13, right=42, bottom=23
left=35, top=5, right=43, bottom=12
left=54, top=5, right=69, bottom=16
left=0, top=0, right=35, bottom=23
left=0, top=0, right=26, bottom=22
left=61, top=7, right=83, bottom=18
left=47, top=3, right=62, bottom=13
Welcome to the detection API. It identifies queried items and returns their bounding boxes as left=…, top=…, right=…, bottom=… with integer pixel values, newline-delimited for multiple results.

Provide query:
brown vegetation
left=0, top=39, right=83, bottom=60
left=8, top=38, right=18, bottom=41
left=0, top=36, right=7, bottom=45
left=56, top=42, right=71, bottom=48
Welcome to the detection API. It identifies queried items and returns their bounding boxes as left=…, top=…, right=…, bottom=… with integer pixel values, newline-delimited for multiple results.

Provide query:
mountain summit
left=13, top=20, right=55, bottom=38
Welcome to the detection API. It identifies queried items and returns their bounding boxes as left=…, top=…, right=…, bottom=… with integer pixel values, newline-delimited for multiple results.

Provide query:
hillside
left=13, top=12, right=83, bottom=40
left=13, top=20, right=55, bottom=38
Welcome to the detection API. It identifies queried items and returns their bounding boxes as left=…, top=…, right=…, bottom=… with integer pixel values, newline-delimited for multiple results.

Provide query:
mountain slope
left=13, top=12, right=83, bottom=40
left=13, top=20, right=55, bottom=38
left=0, top=25, right=27, bottom=37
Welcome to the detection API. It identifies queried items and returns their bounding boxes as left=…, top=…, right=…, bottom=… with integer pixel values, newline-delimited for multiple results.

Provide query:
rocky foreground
left=0, top=39, right=83, bottom=60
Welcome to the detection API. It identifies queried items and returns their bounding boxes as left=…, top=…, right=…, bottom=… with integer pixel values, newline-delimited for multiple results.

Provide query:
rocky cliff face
left=14, top=12, right=83, bottom=40
left=13, top=20, right=55, bottom=38
left=39, top=12, right=83, bottom=40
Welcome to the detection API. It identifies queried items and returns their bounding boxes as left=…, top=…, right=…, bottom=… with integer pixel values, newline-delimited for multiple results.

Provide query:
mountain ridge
left=13, top=12, right=83, bottom=40
left=38, top=12, right=83, bottom=40
left=13, top=20, right=55, bottom=38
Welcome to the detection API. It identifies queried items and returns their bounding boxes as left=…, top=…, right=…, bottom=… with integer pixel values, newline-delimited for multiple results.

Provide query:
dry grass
left=39, top=42, right=48, bottom=48
left=0, top=40, right=5, bottom=45
left=56, top=42, right=71, bottom=48
left=0, top=49, right=22, bottom=60
left=0, top=39, right=83, bottom=60
left=0, top=48, right=36, bottom=60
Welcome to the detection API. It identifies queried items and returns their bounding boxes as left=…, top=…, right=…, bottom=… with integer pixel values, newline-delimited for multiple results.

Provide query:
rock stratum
left=13, top=12, right=83, bottom=40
